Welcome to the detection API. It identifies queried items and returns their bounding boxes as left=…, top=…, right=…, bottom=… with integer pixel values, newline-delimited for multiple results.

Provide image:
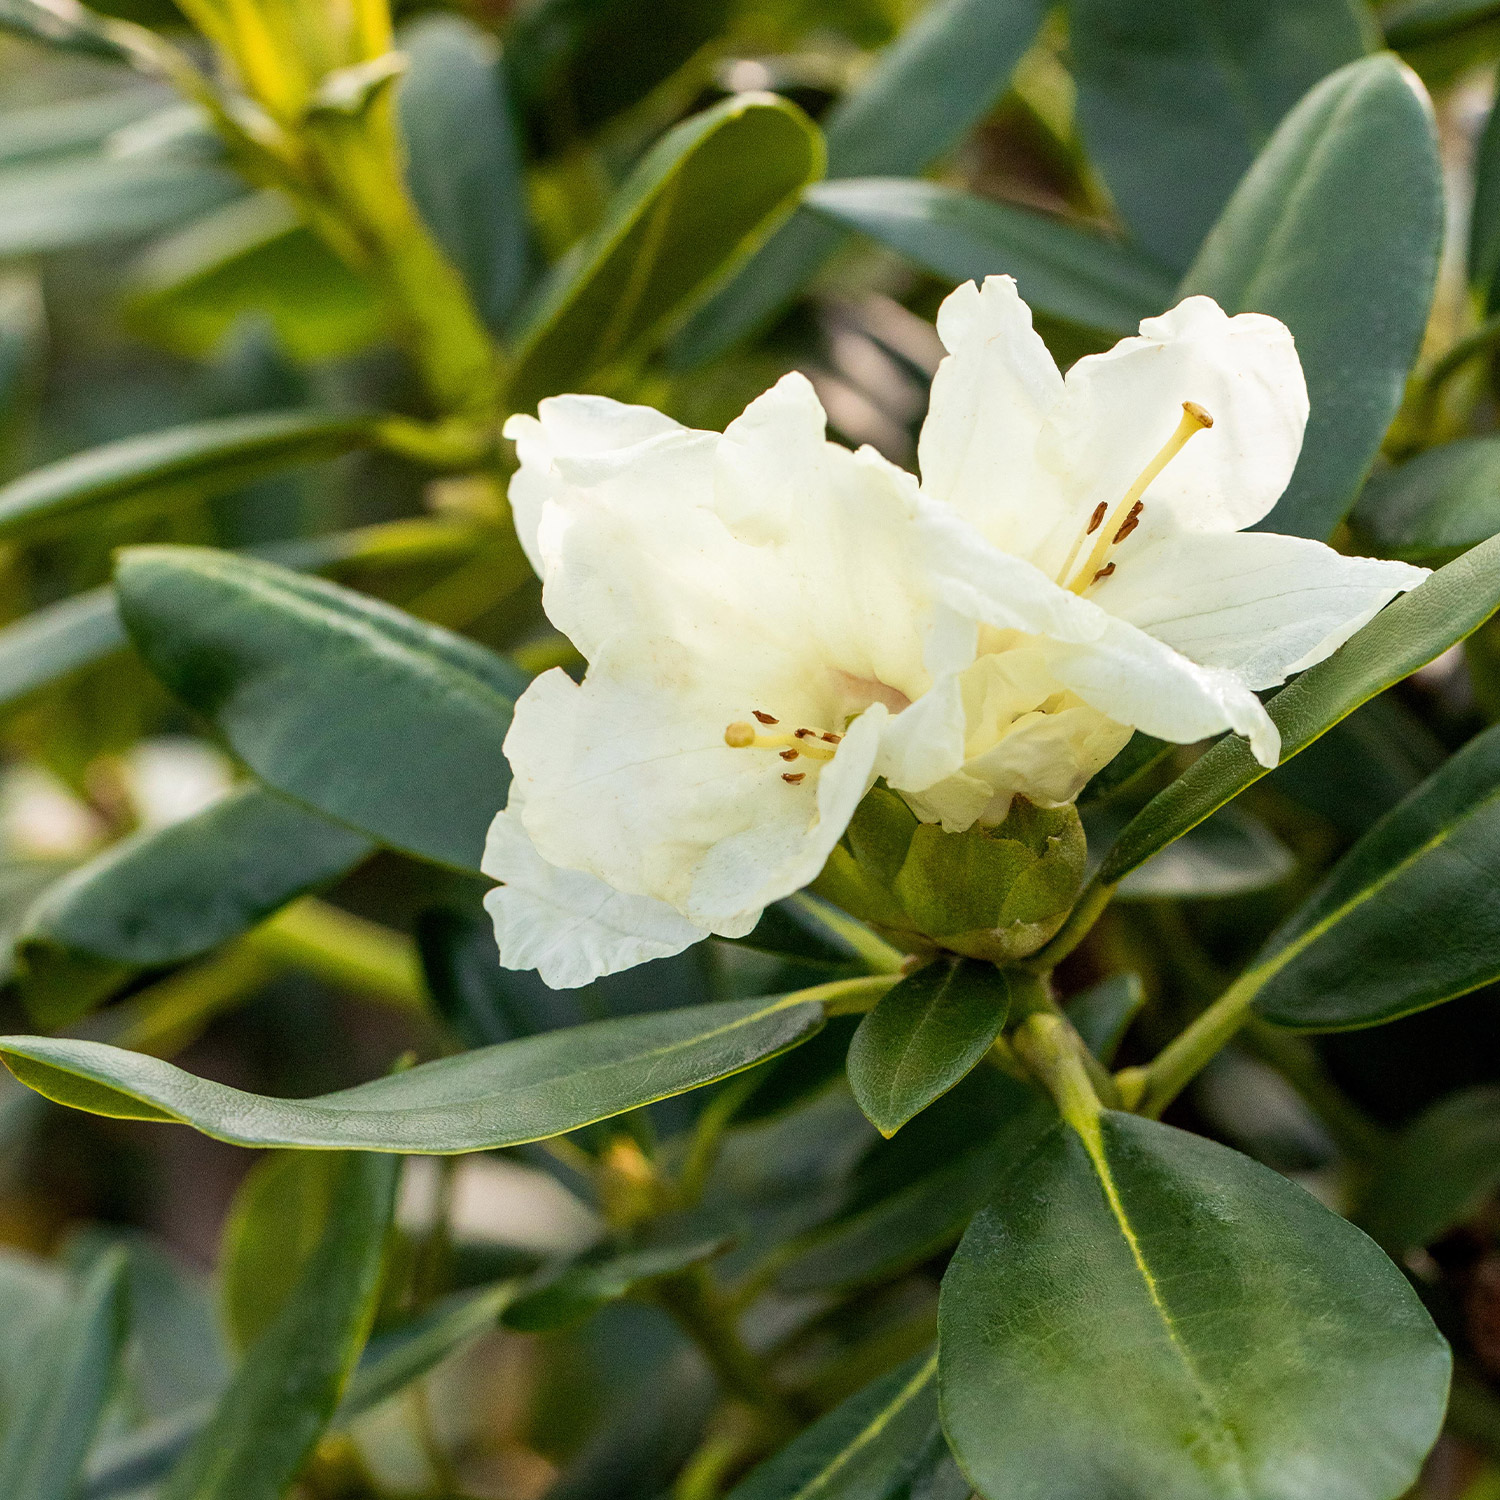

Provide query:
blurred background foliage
left=3, top=0, right=1500, bottom=1494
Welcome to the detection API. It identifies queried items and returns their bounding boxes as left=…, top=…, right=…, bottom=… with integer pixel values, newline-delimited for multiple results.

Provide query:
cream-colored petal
left=1042, top=619, right=1281, bottom=767
left=876, top=672, right=966, bottom=795
left=1035, top=297, right=1307, bottom=575
left=481, top=808, right=711, bottom=989
left=917, top=277, right=1067, bottom=563
left=503, top=395, right=684, bottom=576
left=1096, top=531, right=1427, bottom=690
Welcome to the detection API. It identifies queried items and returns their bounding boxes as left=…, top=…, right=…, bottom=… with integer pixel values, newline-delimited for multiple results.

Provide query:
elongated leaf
left=940, top=1112, right=1449, bottom=1500
left=0, top=1249, right=129, bottom=1500
left=504, top=1215, right=735, bottom=1332
left=0, top=89, right=164, bottom=167
left=85, top=1283, right=512, bottom=1499
left=806, top=178, right=1173, bottom=333
left=127, top=194, right=384, bottom=363
left=399, top=14, right=531, bottom=330
left=13, top=786, right=373, bottom=1027
left=115, top=546, right=523, bottom=871
left=670, top=0, right=1044, bottom=366
left=727, top=1352, right=939, bottom=1500
left=1358, top=1086, right=1500, bottom=1251
left=1181, top=55, right=1443, bottom=540
left=1115, top=807, right=1294, bottom=900
left=847, top=958, right=1010, bottom=1137
left=508, top=94, right=821, bottom=408
left=0, top=990, right=828, bottom=1149
left=1069, top=0, right=1373, bottom=270
left=1252, top=721, right=1500, bottom=1029
left=1354, top=436, right=1500, bottom=561
left=220, top=1153, right=344, bottom=1352
left=0, top=411, right=376, bottom=544
left=0, top=149, right=241, bottom=257
left=1383, top=0, right=1500, bottom=48
left=1100, top=531, right=1500, bottom=884
left=160, top=1153, right=397, bottom=1500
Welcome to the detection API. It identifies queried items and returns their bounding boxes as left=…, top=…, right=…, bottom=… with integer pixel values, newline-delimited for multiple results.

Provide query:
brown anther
left=782, top=772, right=806, bottom=784
left=1085, top=501, right=1107, bottom=536
left=1182, top=400, right=1213, bottom=429
left=779, top=749, right=798, bottom=761
left=1113, top=501, right=1143, bottom=544
left=821, top=732, right=841, bottom=743
left=752, top=710, right=778, bottom=724
left=1092, top=562, right=1117, bottom=584
left=794, top=727, right=815, bottom=739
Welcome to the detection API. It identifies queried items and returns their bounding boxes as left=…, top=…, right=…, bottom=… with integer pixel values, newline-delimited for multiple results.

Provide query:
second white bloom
left=486, top=277, right=1426, bottom=987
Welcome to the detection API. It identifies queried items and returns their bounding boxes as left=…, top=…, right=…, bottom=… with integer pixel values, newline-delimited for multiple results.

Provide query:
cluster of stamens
left=1056, top=400, right=1213, bottom=594
left=724, top=710, right=842, bottom=782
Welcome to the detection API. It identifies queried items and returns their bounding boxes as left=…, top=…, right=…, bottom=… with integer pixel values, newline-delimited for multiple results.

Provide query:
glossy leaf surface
left=0, top=991, right=827, bottom=1150
left=115, top=547, right=523, bottom=871
left=0, top=411, right=376, bottom=543
left=0, top=1250, right=129, bottom=1500
left=1181, top=55, right=1443, bottom=540
left=1253, top=721, right=1500, bottom=1028
left=508, top=93, right=821, bottom=407
left=14, top=786, right=373, bottom=1027
left=847, top=958, right=1010, bottom=1137
left=1101, top=531, right=1500, bottom=884
left=670, top=0, right=1044, bottom=365
left=940, top=1113, right=1449, bottom=1500
left=159, top=1153, right=397, bottom=1500
left=1115, top=808, right=1294, bottom=901
left=1354, top=436, right=1500, bottom=560
left=1070, top=0, right=1373, bottom=269
left=806, top=178, right=1174, bottom=333
left=727, top=1351, right=938, bottom=1500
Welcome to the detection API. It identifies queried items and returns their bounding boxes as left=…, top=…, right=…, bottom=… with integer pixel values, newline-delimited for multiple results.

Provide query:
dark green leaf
left=398, top=14, right=531, bottom=329
left=115, top=546, right=523, bottom=871
left=0, top=1249, right=129, bottom=1500
left=805, top=178, right=1174, bottom=333
left=730, top=892, right=884, bottom=972
left=0, top=590, right=118, bottom=712
left=0, top=990, right=829, bottom=1149
left=669, top=0, right=1044, bottom=366
left=1471, top=94, right=1500, bottom=297
left=1383, top=0, right=1500, bottom=48
left=508, top=93, right=822, bottom=408
left=1100, top=531, right=1500, bottom=884
left=219, top=1153, right=345, bottom=1352
left=1115, top=807, right=1294, bottom=900
left=940, top=1112, right=1449, bottom=1500
left=1253, top=721, right=1500, bottom=1029
left=1065, top=973, right=1144, bottom=1064
left=1181, top=55, right=1443, bottom=540
left=159, top=1152, right=397, bottom=1500
left=1069, top=0, right=1373, bottom=270
left=847, top=958, right=1010, bottom=1137
left=13, top=786, right=373, bottom=1027
left=1355, top=436, right=1500, bottom=561
left=1359, top=1086, right=1500, bottom=1251
left=726, top=1352, right=938, bottom=1500
left=127, top=195, right=384, bottom=363
left=503, top=1216, right=735, bottom=1332
left=0, top=411, right=377, bottom=544
left=85, top=1283, right=512, bottom=1499
left=0, top=148, right=241, bottom=257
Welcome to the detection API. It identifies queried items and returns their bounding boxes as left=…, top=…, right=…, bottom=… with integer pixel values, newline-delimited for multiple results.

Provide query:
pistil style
left=724, top=718, right=840, bottom=764
left=1059, top=401, right=1213, bottom=595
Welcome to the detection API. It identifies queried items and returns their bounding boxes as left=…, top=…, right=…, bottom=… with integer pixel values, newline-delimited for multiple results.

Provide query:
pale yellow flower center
left=723, top=711, right=841, bottom=783
left=1056, top=400, right=1213, bottom=595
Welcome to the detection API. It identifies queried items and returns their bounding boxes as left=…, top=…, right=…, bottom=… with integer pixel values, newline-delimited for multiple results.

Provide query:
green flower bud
left=814, top=786, right=1086, bottom=962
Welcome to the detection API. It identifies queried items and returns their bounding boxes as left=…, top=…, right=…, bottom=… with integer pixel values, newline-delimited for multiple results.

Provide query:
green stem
left=653, top=1266, right=800, bottom=1438
left=1010, top=1011, right=1103, bottom=1138
left=781, top=891, right=905, bottom=975
left=112, top=943, right=277, bottom=1057
left=1006, top=969, right=1122, bottom=1108
left=795, top=972, right=901, bottom=1015
left=678, top=1070, right=763, bottom=1204
left=241, top=897, right=427, bottom=1011
left=1423, top=309, right=1500, bottom=399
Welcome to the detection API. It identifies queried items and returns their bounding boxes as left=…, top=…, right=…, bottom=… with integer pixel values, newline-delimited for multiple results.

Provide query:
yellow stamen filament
left=724, top=720, right=839, bottom=763
left=1062, top=401, right=1213, bottom=595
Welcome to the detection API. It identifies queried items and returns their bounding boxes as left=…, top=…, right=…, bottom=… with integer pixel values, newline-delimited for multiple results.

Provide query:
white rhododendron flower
left=484, top=277, right=1427, bottom=987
